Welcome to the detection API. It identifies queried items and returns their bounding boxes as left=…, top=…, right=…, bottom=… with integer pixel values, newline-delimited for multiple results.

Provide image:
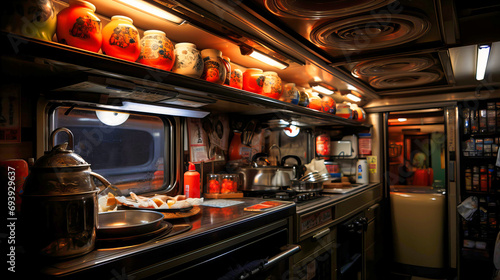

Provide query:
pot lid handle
left=50, top=127, right=74, bottom=151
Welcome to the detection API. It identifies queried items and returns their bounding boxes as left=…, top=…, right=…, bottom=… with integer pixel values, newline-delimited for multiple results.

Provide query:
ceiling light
left=476, top=44, right=491, bottom=81
left=240, top=46, right=289, bottom=70
left=346, top=93, right=361, bottom=102
left=312, top=85, right=334, bottom=95
left=398, top=118, right=407, bottom=122
left=115, top=0, right=185, bottom=25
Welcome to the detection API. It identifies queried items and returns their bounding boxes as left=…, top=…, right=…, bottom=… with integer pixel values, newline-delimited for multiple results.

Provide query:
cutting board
left=323, top=181, right=351, bottom=189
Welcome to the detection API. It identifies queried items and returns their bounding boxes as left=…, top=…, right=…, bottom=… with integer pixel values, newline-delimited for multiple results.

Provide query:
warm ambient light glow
left=96, top=111, right=129, bottom=126
left=398, top=118, right=407, bottom=122
left=346, top=93, right=361, bottom=102
left=115, top=0, right=185, bottom=24
left=247, top=49, right=288, bottom=70
left=476, top=45, right=491, bottom=81
left=312, top=85, right=334, bottom=95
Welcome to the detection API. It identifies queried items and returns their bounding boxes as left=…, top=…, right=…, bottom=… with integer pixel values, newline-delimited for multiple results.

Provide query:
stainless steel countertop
left=25, top=197, right=296, bottom=278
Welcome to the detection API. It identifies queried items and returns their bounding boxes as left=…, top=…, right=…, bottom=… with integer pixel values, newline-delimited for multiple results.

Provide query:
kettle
left=21, top=127, right=111, bottom=258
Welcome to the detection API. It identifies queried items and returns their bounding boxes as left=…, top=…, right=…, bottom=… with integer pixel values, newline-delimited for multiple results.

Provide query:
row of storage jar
left=3, top=0, right=226, bottom=81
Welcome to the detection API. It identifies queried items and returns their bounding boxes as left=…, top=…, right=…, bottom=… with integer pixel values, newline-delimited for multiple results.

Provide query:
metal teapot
left=21, top=127, right=111, bottom=258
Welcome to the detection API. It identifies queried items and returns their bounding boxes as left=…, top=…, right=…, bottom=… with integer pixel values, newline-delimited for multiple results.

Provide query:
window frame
left=47, top=103, right=179, bottom=195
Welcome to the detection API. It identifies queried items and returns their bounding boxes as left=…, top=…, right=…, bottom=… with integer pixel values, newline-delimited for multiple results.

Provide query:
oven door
left=337, top=214, right=364, bottom=280
left=291, top=226, right=337, bottom=279
left=139, top=226, right=299, bottom=279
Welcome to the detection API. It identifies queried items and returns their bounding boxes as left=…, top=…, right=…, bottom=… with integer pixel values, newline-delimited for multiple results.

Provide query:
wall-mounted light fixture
left=340, top=90, right=362, bottom=102
left=96, top=110, right=129, bottom=126
left=309, top=81, right=336, bottom=95
left=97, top=101, right=209, bottom=118
left=240, top=46, right=289, bottom=70
left=114, top=0, right=185, bottom=25
left=476, top=44, right=491, bottom=81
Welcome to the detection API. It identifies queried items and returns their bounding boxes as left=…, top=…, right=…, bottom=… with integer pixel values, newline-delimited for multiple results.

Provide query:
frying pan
left=98, top=210, right=164, bottom=237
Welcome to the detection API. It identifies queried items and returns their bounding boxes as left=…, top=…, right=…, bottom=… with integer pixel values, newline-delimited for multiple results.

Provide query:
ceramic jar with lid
left=138, top=30, right=175, bottom=70
left=222, top=56, right=231, bottom=85
left=172, top=43, right=203, bottom=78
left=3, top=0, right=57, bottom=41
left=281, top=83, right=299, bottom=103
left=261, top=71, right=282, bottom=99
left=101, top=15, right=140, bottom=62
left=243, top=68, right=264, bottom=94
left=229, top=69, right=243, bottom=89
left=56, top=0, right=102, bottom=52
left=200, top=49, right=226, bottom=84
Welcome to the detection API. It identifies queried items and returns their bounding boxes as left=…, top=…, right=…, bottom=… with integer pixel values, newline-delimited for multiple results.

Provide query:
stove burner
left=244, top=190, right=322, bottom=203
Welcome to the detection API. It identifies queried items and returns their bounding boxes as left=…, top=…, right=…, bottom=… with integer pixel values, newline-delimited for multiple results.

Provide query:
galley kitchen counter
left=21, top=197, right=296, bottom=279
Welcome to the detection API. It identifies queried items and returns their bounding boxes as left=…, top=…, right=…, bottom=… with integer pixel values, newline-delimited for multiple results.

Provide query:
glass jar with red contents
left=206, top=174, right=221, bottom=194
left=221, top=174, right=238, bottom=193
left=316, top=134, right=330, bottom=158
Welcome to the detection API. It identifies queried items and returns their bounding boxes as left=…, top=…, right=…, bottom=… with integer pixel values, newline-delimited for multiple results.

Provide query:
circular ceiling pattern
left=264, top=0, right=396, bottom=19
left=351, top=57, right=435, bottom=77
left=310, top=14, right=430, bottom=50
left=369, top=71, right=443, bottom=89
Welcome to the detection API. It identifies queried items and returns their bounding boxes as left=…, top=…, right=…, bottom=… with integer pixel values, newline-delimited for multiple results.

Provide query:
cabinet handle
left=367, top=204, right=379, bottom=212
left=312, top=228, right=331, bottom=240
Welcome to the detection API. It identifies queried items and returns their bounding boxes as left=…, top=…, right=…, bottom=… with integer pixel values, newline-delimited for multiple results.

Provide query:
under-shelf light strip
left=476, top=45, right=490, bottom=81
left=346, top=93, right=361, bottom=102
left=115, top=0, right=185, bottom=24
left=248, top=49, right=288, bottom=70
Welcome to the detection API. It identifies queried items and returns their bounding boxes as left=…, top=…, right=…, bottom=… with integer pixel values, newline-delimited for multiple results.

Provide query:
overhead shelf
left=2, top=32, right=368, bottom=127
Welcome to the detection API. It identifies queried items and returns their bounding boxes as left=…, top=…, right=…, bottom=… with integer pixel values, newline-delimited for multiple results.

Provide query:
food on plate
left=112, top=192, right=203, bottom=210
left=98, top=192, right=118, bottom=212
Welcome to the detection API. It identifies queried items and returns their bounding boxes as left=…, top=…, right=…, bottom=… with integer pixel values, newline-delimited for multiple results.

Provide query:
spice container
left=358, top=133, right=372, bottom=156
left=480, top=166, right=488, bottom=192
left=472, top=166, right=480, bottom=191
left=221, top=174, right=238, bottom=193
left=316, top=134, right=330, bottom=157
left=206, top=174, right=221, bottom=194
left=479, top=109, right=487, bottom=133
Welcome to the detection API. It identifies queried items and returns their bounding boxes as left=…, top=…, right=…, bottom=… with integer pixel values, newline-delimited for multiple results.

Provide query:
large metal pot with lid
left=21, top=127, right=112, bottom=258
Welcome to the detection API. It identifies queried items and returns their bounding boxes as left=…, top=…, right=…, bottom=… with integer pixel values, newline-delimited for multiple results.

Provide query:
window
left=50, top=106, right=172, bottom=195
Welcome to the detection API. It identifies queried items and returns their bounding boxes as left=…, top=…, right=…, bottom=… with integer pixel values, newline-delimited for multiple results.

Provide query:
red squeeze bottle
left=184, top=162, right=200, bottom=198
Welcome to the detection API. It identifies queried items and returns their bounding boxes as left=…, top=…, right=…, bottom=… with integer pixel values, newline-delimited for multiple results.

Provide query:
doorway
left=386, top=108, right=448, bottom=279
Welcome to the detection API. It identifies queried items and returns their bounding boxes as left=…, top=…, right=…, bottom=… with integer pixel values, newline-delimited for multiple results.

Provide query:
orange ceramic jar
left=222, top=56, right=231, bottom=85
left=56, top=0, right=102, bottom=52
left=243, top=68, right=264, bottom=94
left=229, top=69, right=243, bottom=89
left=200, top=49, right=226, bottom=84
left=101, top=16, right=140, bottom=62
left=262, top=71, right=282, bottom=99
left=138, top=30, right=175, bottom=71
left=321, top=96, right=336, bottom=114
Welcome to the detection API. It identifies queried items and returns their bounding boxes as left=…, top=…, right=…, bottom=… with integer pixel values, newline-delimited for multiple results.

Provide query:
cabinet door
left=364, top=203, right=381, bottom=280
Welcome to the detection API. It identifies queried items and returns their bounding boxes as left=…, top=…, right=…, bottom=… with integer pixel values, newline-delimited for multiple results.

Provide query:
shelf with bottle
left=462, top=102, right=500, bottom=136
left=464, top=165, right=498, bottom=194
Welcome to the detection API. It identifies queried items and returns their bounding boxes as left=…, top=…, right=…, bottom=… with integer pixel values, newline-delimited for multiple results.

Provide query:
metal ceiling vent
left=264, top=0, right=395, bottom=19
left=310, top=13, right=431, bottom=50
left=369, top=71, right=443, bottom=89
left=351, top=57, right=435, bottom=77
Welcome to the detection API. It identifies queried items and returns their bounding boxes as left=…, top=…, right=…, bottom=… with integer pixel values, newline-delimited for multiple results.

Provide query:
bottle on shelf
left=480, top=166, right=488, bottom=192
left=472, top=166, right=480, bottom=191
left=487, top=102, right=496, bottom=133
left=471, top=109, right=479, bottom=134
left=465, top=167, right=472, bottom=191
left=463, top=108, right=470, bottom=135
left=479, top=109, right=487, bottom=133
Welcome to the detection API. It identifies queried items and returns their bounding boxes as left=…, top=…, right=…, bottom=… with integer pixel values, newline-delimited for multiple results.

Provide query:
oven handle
left=240, top=244, right=301, bottom=279
left=264, top=244, right=301, bottom=270
left=312, top=228, right=331, bottom=240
